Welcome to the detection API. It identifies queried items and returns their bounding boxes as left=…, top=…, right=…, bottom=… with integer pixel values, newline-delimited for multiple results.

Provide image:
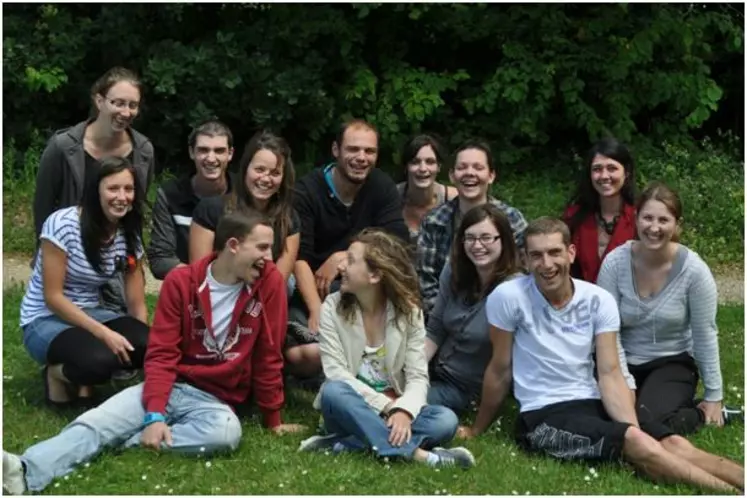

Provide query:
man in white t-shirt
left=469, top=217, right=743, bottom=493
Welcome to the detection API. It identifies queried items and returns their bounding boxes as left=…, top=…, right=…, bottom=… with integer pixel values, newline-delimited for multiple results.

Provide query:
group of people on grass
left=2, top=67, right=744, bottom=494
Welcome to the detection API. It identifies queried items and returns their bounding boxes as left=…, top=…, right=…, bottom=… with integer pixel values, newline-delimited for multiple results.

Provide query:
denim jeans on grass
left=319, top=380, right=458, bottom=458
left=21, top=382, right=242, bottom=492
left=427, top=379, right=476, bottom=415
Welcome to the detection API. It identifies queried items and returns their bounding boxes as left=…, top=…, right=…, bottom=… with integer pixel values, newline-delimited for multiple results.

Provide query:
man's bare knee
left=660, top=435, right=694, bottom=459
left=623, top=426, right=663, bottom=466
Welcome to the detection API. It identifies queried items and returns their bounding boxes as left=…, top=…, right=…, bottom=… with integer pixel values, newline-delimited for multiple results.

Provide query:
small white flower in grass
left=385, top=464, right=391, bottom=470
left=200, top=446, right=206, bottom=452
left=54, top=483, right=60, bottom=488
left=525, top=492, right=531, bottom=495
left=33, top=435, right=39, bottom=439
left=589, top=467, right=597, bottom=475
left=205, top=461, right=212, bottom=468
left=442, top=489, right=447, bottom=494
left=142, top=475, right=147, bottom=480
left=434, top=468, right=440, bottom=472
left=737, top=393, right=742, bottom=399
left=531, top=466, right=536, bottom=471
left=168, top=489, right=173, bottom=494
left=278, top=483, right=284, bottom=488
left=435, top=491, right=440, bottom=495
left=262, top=458, right=267, bottom=463
left=511, top=491, right=518, bottom=495
left=584, top=476, right=591, bottom=481
left=372, top=446, right=378, bottom=452
left=654, top=485, right=659, bottom=490
left=84, top=463, right=90, bottom=468
left=383, top=457, right=389, bottom=463
left=510, top=452, right=516, bottom=457
left=301, top=470, right=308, bottom=475
left=155, top=485, right=161, bottom=490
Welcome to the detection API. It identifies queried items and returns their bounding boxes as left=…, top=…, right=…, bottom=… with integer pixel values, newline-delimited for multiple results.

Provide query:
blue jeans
left=427, top=379, right=476, bottom=415
left=21, top=382, right=242, bottom=492
left=22, top=307, right=121, bottom=364
left=319, top=380, right=458, bottom=458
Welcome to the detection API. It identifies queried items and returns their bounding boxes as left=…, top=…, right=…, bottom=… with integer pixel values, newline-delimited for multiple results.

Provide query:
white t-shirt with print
left=206, top=263, right=244, bottom=349
left=356, top=343, right=392, bottom=392
left=486, top=275, right=620, bottom=413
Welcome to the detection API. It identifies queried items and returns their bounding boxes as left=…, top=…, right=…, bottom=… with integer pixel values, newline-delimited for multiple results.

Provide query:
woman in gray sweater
left=597, top=182, right=742, bottom=436
left=424, top=204, right=522, bottom=438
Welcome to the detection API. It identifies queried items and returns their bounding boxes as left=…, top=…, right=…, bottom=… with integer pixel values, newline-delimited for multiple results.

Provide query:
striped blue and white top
left=20, top=206, right=143, bottom=327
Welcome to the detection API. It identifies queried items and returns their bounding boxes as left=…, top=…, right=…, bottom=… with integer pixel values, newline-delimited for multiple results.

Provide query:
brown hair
left=188, top=118, right=233, bottom=149
left=90, top=67, right=141, bottom=118
left=337, top=229, right=421, bottom=328
left=636, top=181, right=683, bottom=242
left=335, top=118, right=379, bottom=148
left=213, top=210, right=273, bottom=252
left=224, top=130, right=295, bottom=253
left=451, top=204, right=520, bottom=303
left=525, top=217, right=572, bottom=249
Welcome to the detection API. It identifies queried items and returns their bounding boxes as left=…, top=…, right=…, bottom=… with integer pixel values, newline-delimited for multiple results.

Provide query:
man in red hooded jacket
left=3, top=211, right=304, bottom=495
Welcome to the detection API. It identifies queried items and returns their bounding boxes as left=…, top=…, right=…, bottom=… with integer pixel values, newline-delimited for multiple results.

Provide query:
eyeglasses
left=105, top=97, right=140, bottom=111
left=463, top=234, right=500, bottom=247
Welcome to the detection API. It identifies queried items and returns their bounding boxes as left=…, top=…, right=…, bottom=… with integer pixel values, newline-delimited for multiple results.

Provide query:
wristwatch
left=143, top=412, right=166, bottom=427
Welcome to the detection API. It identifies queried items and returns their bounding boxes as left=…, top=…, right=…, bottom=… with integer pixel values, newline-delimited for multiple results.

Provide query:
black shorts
left=515, top=399, right=631, bottom=462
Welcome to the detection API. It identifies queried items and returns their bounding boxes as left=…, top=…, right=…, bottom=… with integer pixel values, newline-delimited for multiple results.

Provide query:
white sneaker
left=2, top=451, right=26, bottom=495
left=297, top=434, right=340, bottom=452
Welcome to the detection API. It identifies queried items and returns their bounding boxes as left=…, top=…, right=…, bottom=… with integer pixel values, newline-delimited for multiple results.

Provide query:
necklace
left=596, top=213, right=619, bottom=235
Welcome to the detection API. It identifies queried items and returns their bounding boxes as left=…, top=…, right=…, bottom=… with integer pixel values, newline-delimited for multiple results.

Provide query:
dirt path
left=3, top=255, right=163, bottom=295
left=3, top=254, right=743, bottom=304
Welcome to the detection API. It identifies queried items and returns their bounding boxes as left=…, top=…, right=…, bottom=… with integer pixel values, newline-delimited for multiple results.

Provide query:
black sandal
left=41, top=366, right=75, bottom=409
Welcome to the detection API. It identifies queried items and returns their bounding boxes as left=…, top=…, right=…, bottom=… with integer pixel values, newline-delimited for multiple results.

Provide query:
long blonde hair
left=337, top=229, right=421, bottom=328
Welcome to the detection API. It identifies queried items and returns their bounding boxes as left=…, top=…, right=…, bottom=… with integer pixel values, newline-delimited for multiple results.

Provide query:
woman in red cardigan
left=563, top=138, right=637, bottom=283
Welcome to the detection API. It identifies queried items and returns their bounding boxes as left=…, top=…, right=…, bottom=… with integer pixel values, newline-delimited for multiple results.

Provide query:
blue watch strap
left=143, top=412, right=166, bottom=427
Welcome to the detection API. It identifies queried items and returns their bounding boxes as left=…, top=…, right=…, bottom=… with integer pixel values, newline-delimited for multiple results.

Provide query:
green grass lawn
left=2, top=286, right=744, bottom=495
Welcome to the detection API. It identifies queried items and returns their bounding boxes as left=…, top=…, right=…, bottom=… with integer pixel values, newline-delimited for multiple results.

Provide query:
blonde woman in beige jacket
left=298, top=229, right=475, bottom=469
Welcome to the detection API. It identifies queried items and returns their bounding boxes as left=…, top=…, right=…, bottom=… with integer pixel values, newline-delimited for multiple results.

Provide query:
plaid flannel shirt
left=416, top=196, right=528, bottom=316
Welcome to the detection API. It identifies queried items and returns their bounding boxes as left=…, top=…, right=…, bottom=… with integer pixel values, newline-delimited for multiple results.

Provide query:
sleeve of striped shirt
left=39, top=210, right=74, bottom=254
left=688, top=258, right=723, bottom=402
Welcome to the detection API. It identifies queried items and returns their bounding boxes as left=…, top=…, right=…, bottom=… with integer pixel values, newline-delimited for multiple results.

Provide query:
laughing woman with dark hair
left=425, top=204, right=522, bottom=437
left=563, top=138, right=637, bottom=283
left=21, top=156, right=150, bottom=408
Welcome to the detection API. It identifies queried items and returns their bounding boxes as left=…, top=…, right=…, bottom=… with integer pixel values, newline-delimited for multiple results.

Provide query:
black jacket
left=146, top=173, right=235, bottom=280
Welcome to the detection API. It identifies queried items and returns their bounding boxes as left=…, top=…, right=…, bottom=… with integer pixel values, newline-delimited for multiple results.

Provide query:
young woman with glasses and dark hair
left=424, top=204, right=523, bottom=438
left=32, top=67, right=155, bottom=314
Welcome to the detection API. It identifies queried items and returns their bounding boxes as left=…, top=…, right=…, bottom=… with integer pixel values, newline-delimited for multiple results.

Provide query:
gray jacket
left=33, top=120, right=155, bottom=242
left=32, top=120, right=154, bottom=313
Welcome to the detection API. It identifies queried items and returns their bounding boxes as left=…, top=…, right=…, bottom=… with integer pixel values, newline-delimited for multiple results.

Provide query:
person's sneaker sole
left=3, top=451, right=26, bottom=495
left=722, top=405, right=744, bottom=425
left=298, top=434, right=339, bottom=452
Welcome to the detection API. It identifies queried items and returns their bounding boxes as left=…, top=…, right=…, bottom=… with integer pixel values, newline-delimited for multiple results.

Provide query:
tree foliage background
left=3, top=3, right=744, bottom=176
